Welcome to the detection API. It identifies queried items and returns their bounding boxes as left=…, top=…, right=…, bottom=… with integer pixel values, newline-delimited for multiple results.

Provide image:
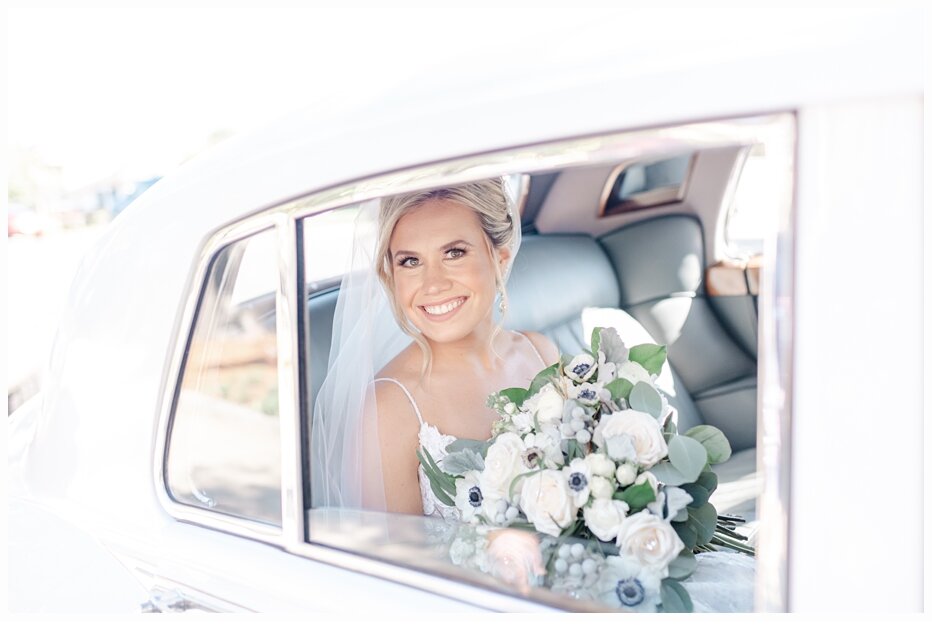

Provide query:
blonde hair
left=376, top=178, right=517, bottom=377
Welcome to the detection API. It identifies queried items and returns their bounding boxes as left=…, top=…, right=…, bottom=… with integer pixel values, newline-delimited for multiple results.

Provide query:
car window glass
left=166, top=229, right=282, bottom=526
left=725, top=143, right=786, bottom=256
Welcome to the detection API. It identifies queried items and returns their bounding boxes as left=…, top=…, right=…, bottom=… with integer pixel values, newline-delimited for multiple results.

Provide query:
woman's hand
left=486, top=528, right=546, bottom=594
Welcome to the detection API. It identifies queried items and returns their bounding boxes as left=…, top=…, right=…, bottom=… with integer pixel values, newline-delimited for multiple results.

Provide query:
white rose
left=589, top=475, right=614, bottom=500
left=617, top=511, right=685, bottom=576
left=564, top=353, right=597, bottom=382
left=584, top=452, right=616, bottom=478
left=523, top=383, right=565, bottom=425
left=512, top=411, right=534, bottom=434
left=616, top=360, right=652, bottom=386
left=592, top=409, right=668, bottom=466
left=615, top=462, right=638, bottom=487
left=519, top=470, right=576, bottom=537
left=479, top=433, right=528, bottom=502
left=583, top=499, right=630, bottom=542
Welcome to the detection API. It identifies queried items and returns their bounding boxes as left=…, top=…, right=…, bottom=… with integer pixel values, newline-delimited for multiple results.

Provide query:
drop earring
left=498, top=292, right=508, bottom=316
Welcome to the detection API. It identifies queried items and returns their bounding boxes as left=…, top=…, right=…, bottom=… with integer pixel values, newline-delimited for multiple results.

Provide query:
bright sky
left=6, top=7, right=498, bottom=190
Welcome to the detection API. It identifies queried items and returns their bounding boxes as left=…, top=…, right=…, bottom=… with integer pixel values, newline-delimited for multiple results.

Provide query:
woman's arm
left=370, top=380, right=424, bottom=515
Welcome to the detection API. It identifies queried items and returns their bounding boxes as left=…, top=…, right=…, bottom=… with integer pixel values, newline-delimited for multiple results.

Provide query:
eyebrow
left=393, top=239, right=474, bottom=259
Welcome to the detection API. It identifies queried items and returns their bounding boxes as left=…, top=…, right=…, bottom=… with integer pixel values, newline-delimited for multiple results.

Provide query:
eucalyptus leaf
left=667, top=550, right=698, bottom=580
left=672, top=507, right=689, bottom=522
left=628, top=344, right=667, bottom=377
left=660, top=579, right=693, bottom=613
left=590, top=326, right=602, bottom=354
left=648, top=461, right=691, bottom=486
left=528, top=364, right=559, bottom=397
left=616, top=481, right=655, bottom=511
left=597, top=327, right=630, bottom=364
left=604, top=378, right=634, bottom=403
left=685, top=425, right=732, bottom=464
left=629, top=381, right=663, bottom=418
left=440, top=449, right=486, bottom=475
left=695, top=471, right=719, bottom=494
left=688, top=502, right=718, bottom=545
left=672, top=521, right=697, bottom=550
left=666, top=435, right=707, bottom=484
left=679, top=481, right=711, bottom=507
left=499, top=387, right=530, bottom=408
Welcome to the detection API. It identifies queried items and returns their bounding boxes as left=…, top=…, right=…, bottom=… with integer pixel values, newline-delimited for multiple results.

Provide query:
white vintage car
left=8, top=11, right=924, bottom=613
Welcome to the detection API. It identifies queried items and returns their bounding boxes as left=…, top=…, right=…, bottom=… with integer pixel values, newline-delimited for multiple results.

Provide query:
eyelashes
left=396, top=246, right=469, bottom=268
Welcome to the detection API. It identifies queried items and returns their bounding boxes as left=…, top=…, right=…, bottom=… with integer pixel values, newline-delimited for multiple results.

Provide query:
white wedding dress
left=374, top=335, right=755, bottom=613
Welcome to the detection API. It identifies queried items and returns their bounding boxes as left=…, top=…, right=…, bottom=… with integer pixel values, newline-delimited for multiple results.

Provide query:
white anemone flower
left=564, top=353, right=598, bottom=383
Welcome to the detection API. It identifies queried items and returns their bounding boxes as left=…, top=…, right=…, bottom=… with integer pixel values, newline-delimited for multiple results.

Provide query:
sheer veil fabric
left=311, top=182, right=523, bottom=513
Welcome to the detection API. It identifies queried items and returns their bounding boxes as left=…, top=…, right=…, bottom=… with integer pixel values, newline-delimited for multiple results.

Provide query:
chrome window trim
left=154, top=112, right=794, bottom=612
left=153, top=212, right=287, bottom=545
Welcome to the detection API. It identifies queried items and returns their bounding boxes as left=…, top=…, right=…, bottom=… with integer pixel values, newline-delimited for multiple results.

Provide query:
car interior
left=303, top=144, right=763, bottom=538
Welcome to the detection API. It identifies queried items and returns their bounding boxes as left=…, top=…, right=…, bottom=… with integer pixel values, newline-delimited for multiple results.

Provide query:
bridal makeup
left=389, top=199, right=506, bottom=345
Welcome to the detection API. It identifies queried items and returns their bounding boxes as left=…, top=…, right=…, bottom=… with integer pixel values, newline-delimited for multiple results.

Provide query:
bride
left=311, top=177, right=557, bottom=514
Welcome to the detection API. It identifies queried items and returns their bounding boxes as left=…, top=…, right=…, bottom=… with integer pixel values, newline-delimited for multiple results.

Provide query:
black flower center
left=468, top=486, right=483, bottom=507
left=616, top=578, right=645, bottom=607
left=572, top=363, right=592, bottom=377
left=578, top=389, right=597, bottom=400
left=568, top=472, right=588, bottom=492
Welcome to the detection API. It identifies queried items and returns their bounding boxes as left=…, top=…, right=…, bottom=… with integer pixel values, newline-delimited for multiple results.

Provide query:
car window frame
left=153, top=113, right=796, bottom=612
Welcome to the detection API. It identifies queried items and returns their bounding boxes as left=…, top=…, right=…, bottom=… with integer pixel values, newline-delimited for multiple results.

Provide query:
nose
left=421, top=258, right=452, bottom=295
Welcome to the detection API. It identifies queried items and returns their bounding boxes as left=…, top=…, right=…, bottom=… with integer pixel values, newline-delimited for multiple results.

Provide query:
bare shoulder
left=519, top=330, right=561, bottom=366
left=373, top=345, right=422, bottom=431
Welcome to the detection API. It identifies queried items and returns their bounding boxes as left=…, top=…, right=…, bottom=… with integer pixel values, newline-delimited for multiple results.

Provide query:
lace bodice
left=375, top=332, right=547, bottom=522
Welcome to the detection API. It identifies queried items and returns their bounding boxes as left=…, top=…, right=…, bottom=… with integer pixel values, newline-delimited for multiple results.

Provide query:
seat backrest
left=598, top=215, right=757, bottom=450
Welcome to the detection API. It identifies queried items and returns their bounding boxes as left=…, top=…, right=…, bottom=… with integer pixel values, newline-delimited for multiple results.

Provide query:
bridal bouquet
left=418, top=326, right=753, bottom=612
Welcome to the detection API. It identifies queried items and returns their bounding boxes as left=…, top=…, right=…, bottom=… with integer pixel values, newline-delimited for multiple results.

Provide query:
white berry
left=557, top=545, right=570, bottom=559
left=569, top=563, right=583, bottom=577
left=575, top=429, right=591, bottom=444
left=505, top=506, right=518, bottom=520
left=582, top=559, right=597, bottom=575
left=570, top=543, right=585, bottom=559
left=554, top=558, right=568, bottom=573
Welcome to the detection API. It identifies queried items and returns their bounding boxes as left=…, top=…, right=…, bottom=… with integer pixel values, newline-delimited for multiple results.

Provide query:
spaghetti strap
left=373, top=377, right=426, bottom=426
left=518, top=331, right=548, bottom=368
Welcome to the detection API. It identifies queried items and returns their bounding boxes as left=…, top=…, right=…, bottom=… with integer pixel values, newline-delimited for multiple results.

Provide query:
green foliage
left=649, top=461, right=691, bottom=487
left=629, top=381, right=663, bottom=418
left=614, top=481, right=656, bottom=511
left=660, top=578, right=693, bottom=613
left=528, top=364, right=559, bottom=397
left=679, top=481, right=711, bottom=507
left=666, top=435, right=708, bottom=484
left=628, top=344, right=667, bottom=376
left=673, top=520, right=697, bottom=550
left=695, top=471, right=718, bottom=494
left=498, top=387, right=530, bottom=408
left=604, top=378, right=634, bottom=402
left=447, top=438, right=491, bottom=458
left=687, top=502, right=718, bottom=545
left=590, top=327, right=602, bottom=354
left=685, top=425, right=732, bottom=464
left=596, top=327, right=629, bottom=364
left=666, top=550, right=698, bottom=580
left=416, top=447, right=456, bottom=507
left=440, top=449, right=486, bottom=475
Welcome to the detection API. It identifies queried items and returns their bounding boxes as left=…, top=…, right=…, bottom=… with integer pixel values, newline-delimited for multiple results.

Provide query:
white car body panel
left=8, top=9, right=923, bottom=612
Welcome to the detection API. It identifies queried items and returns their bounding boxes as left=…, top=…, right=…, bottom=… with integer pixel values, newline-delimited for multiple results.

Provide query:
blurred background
left=5, top=5, right=544, bottom=414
